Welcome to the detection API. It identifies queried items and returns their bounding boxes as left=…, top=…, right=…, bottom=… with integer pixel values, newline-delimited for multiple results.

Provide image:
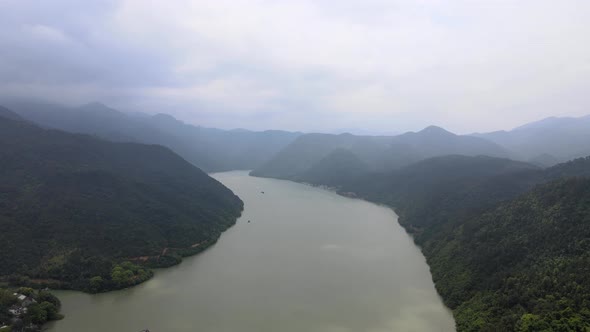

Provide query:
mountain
left=0, top=106, right=22, bottom=121
left=251, top=126, right=508, bottom=180
left=2, top=101, right=301, bottom=172
left=0, top=111, right=243, bottom=292
left=528, top=153, right=560, bottom=168
left=295, top=148, right=369, bottom=186
left=392, top=126, right=507, bottom=159
left=473, top=114, right=590, bottom=165
left=137, top=113, right=302, bottom=171
left=342, top=155, right=542, bottom=230
left=251, top=133, right=391, bottom=178
left=429, top=178, right=590, bottom=331
left=326, top=155, right=590, bottom=331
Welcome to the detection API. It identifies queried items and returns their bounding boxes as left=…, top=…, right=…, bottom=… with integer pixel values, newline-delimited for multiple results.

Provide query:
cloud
left=1, top=0, right=589, bottom=133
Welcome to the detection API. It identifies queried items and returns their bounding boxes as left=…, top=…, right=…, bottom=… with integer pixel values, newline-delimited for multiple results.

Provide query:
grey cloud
left=0, top=0, right=589, bottom=133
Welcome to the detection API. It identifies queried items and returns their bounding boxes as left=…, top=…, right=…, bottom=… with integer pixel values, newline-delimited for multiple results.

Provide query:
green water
left=47, top=171, right=454, bottom=332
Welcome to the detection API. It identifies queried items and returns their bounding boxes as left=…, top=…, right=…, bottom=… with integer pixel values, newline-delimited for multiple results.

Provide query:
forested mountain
left=2, top=101, right=301, bottom=172
left=299, top=154, right=590, bottom=331
left=428, top=177, right=590, bottom=331
left=251, top=126, right=508, bottom=180
left=473, top=114, right=590, bottom=166
left=295, top=148, right=369, bottom=186
left=0, top=112, right=243, bottom=292
left=340, top=155, right=542, bottom=230
left=338, top=155, right=590, bottom=238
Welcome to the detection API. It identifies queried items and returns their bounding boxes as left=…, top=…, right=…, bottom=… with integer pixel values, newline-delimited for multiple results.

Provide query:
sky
left=0, top=0, right=589, bottom=134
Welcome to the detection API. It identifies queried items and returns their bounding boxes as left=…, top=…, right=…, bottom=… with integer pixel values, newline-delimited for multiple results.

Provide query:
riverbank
left=0, top=287, right=63, bottom=332
left=46, top=171, right=454, bottom=332
left=2, top=213, right=241, bottom=294
left=0, top=218, right=241, bottom=331
left=250, top=156, right=590, bottom=330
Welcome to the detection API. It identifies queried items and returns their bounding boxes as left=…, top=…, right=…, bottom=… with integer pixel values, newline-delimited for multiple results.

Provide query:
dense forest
left=0, top=287, right=63, bottom=331
left=0, top=113, right=243, bottom=293
left=427, top=178, right=590, bottom=331
left=254, top=154, right=590, bottom=331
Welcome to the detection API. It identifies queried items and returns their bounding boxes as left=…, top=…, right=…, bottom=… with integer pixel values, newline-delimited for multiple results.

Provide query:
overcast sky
left=1, top=0, right=589, bottom=134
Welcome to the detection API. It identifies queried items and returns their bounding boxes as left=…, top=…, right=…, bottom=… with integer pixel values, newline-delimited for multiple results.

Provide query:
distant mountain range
left=472, top=114, right=590, bottom=166
left=252, top=113, right=590, bottom=180
left=4, top=100, right=588, bottom=173
left=2, top=101, right=301, bottom=172
left=251, top=125, right=509, bottom=180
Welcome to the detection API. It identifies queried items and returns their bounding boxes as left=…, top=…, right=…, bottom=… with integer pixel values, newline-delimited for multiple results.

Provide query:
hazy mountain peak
left=417, top=125, right=455, bottom=136
left=513, top=116, right=566, bottom=131
left=153, top=113, right=180, bottom=123
left=474, top=113, right=590, bottom=162
left=0, top=105, right=23, bottom=121
left=79, top=101, right=109, bottom=110
left=77, top=102, right=124, bottom=117
left=229, top=128, right=251, bottom=133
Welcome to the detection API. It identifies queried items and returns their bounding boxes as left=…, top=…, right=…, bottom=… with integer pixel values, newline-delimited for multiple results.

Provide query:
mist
left=1, top=0, right=589, bottom=134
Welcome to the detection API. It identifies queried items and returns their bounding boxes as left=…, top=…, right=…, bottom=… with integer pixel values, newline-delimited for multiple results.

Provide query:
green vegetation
left=259, top=154, right=590, bottom=331
left=0, top=114, right=243, bottom=293
left=427, top=178, right=590, bottom=331
left=0, top=287, right=63, bottom=331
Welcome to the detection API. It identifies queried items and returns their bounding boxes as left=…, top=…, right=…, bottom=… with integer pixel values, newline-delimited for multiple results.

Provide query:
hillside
left=428, top=178, right=590, bottom=331
left=251, top=126, right=508, bottom=180
left=474, top=114, right=590, bottom=166
left=331, top=155, right=590, bottom=330
left=0, top=106, right=22, bottom=121
left=295, top=148, right=369, bottom=187
left=2, top=101, right=301, bottom=172
left=0, top=113, right=243, bottom=292
left=342, top=155, right=541, bottom=231
left=391, top=126, right=507, bottom=160
left=251, top=133, right=391, bottom=178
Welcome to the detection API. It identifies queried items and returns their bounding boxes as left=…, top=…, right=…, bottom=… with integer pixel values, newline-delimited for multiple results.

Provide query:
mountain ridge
left=0, top=111, right=243, bottom=292
left=252, top=126, right=509, bottom=180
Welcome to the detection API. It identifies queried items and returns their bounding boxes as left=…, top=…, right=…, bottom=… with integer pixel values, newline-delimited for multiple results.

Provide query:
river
left=47, top=171, right=455, bottom=332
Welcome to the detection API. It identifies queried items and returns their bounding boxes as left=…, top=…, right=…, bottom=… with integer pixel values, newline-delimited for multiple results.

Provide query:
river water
left=47, top=171, right=454, bottom=332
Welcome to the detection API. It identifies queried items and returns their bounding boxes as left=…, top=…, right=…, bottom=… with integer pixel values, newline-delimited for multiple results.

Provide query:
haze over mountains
left=252, top=113, right=590, bottom=181
left=3, top=101, right=301, bottom=172
left=4, top=100, right=589, bottom=178
left=251, top=126, right=509, bottom=180
left=473, top=114, right=590, bottom=166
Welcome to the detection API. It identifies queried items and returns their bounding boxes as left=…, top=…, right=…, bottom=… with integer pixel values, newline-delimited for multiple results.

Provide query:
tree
left=89, top=276, right=104, bottom=292
left=16, top=287, right=34, bottom=297
left=27, top=303, right=48, bottom=324
left=39, top=301, right=60, bottom=321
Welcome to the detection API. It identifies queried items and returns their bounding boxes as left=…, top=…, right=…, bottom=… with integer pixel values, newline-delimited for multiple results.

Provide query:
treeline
left=257, top=154, right=590, bottom=331
left=0, top=111, right=243, bottom=293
